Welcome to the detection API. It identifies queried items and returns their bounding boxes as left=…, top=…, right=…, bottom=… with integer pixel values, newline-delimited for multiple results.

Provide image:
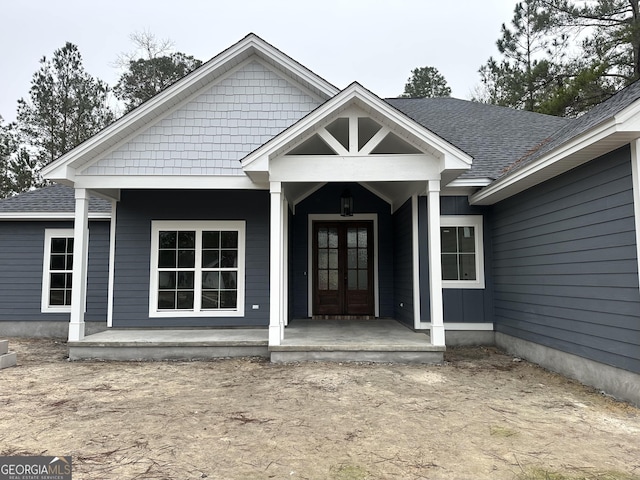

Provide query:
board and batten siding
left=492, top=146, right=640, bottom=373
left=0, top=220, right=110, bottom=323
left=393, top=199, right=414, bottom=326
left=416, top=196, right=493, bottom=324
left=82, top=61, right=322, bottom=177
left=112, top=189, right=269, bottom=327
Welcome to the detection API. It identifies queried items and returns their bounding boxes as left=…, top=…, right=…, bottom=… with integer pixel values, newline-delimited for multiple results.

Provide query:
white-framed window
left=440, top=216, right=485, bottom=289
left=149, top=221, right=246, bottom=317
left=42, top=229, right=75, bottom=313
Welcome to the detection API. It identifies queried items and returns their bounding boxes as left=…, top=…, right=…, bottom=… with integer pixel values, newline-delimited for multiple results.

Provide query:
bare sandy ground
left=1, top=338, right=639, bottom=480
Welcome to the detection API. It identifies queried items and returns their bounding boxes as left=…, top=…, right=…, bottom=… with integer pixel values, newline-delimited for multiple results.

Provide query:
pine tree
left=114, top=32, right=202, bottom=112
left=17, top=42, right=114, bottom=167
left=400, top=66, right=451, bottom=98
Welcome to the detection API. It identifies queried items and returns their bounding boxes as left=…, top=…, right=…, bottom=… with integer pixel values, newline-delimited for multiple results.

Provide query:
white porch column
left=427, top=180, right=445, bottom=346
left=69, top=188, right=90, bottom=342
left=631, top=139, right=640, bottom=291
left=411, top=195, right=422, bottom=330
left=282, top=196, right=289, bottom=326
left=269, top=182, right=284, bottom=345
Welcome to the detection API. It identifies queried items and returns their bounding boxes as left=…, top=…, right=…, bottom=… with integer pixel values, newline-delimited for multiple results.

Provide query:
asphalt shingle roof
left=499, top=80, right=640, bottom=177
left=387, top=97, right=572, bottom=180
left=0, top=184, right=111, bottom=214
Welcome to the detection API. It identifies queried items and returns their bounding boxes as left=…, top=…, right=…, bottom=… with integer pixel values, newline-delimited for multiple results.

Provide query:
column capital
left=270, top=181, right=282, bottom=194
left=427, top=180, right=441, bottom=193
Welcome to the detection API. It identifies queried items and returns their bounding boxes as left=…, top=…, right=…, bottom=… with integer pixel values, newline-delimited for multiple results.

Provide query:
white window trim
left=149, top=220, right=246, bottom=318
left=440, top=215, right=485, bottom=289
left=41, top=229, right=75, bottom=313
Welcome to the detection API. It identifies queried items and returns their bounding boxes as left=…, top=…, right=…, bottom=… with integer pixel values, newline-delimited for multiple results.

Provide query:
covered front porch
left=68, top=319, right=443, bottom=363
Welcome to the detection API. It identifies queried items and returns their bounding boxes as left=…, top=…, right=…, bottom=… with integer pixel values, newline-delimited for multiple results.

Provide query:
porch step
left=0, top=340, right=17, bottom=369
left=269, top=344, right=445, bottom=364
left=68, top=329, right=269, bottom=361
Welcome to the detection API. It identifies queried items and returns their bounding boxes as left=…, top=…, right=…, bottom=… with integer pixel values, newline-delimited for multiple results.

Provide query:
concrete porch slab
left=67, top=320, right=444, bottom=363
left=68, top=328, right=269, bottom=361
left=270, top=319, right=444, bottom=364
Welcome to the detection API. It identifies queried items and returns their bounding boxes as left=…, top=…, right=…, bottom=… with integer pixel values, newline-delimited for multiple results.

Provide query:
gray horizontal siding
left=492, top=146, right=640, bottom=373
left=0, top=221, right=110, bottom=324
left=112, top=190, right=269, bottom=327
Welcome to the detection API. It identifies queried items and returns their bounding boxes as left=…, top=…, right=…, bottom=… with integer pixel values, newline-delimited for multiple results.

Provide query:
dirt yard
left=0, top=339, right=639, bottom=480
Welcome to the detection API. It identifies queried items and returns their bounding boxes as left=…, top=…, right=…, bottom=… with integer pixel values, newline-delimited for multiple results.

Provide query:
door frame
left=307, top=213, right=379, bottom=317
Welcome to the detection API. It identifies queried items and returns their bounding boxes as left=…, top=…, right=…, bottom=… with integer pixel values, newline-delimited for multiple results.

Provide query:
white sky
left=0, top=0, right=517, bottom=122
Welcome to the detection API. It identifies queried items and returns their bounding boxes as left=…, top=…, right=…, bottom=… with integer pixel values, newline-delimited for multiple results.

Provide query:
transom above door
left=312, top=221, right=374, bottom=317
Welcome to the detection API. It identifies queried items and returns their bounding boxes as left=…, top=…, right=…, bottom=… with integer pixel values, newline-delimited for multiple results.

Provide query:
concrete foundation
left=496, top=332, right=640, bottom=407
left=0, top=340, right=17, bottom=369
left=445, top=330, right=495, bottom=346
left=68, top=328, right=269, bottom=361
left=0, top=321, right=107, bottom=338
left=270, top=350, right=443, bottom=363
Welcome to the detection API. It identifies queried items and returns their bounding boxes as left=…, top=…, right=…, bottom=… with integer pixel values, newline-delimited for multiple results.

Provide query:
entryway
left=312, top=221, right=374, bottom=317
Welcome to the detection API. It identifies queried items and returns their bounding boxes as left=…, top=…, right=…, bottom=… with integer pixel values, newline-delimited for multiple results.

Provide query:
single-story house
left=0, top=34, right=638, bottom=405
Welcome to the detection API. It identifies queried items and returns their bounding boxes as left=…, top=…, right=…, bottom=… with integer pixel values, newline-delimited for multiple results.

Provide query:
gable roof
left=386, top=97, right=571, bottom=180
left=241, top=82, right=472, bottom=180
left=0, top=184, right=111, bottom=219
left=42, top=33, right=339, bottom=183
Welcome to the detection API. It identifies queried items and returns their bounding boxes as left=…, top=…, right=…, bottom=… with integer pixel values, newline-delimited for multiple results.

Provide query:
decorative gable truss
left=242, top=83, right=473, bottom=206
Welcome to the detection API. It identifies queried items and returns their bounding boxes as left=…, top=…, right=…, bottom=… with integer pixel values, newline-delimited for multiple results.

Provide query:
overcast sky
left=1, top=0, right=516, bottom=122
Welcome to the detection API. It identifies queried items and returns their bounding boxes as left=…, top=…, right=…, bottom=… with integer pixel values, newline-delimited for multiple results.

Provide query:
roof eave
left=470, top=117, right=639, bottom=205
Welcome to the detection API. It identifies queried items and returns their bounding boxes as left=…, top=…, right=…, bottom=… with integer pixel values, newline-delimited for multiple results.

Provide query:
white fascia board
left=42, top=34, right=338, bottom=181
left=251, top=39, right=339, bottom=98
left=74, top=175, right=265, bottom=190
left=446, top=177, right=493, bottom=188
left=470, top=119, right=619, bottom=205
left=0, top=212, right=111, bottom=220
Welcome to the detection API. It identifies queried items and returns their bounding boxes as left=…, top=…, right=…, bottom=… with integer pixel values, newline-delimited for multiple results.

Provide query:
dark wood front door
left=313, top=221, right=374, bottom=316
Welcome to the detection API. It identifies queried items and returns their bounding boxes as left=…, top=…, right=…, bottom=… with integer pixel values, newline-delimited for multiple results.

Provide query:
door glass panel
left=318, top=250, right=328, bottom=269
left=328, top=229, right=338, bottom=248
left=318, top=228, right=328, bottom=248
left=318, top=270, right=328, bottom=290
left=347, top=229, right=357, bottom=248
left=328, top=249, right=338, bottom=269
left=348, top=270, right=357, bottom=289
left=358, top=249, right=367, bottom=268
left=347, top=249, right=357, bottom=268
left=357, top=228, right=367, bottom=247
left=328, top=270, right=339, bottom=290
left=358, top=270, right=368, bottom=290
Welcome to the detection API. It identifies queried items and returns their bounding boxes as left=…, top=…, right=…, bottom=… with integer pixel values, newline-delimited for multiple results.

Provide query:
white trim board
left=416, top=322, right=494, bottom=331
left=0, top=212, right=111, bottom=220
left=307, top=213, right=379, bottom=318
left=631, top=139, right=640, bottom=292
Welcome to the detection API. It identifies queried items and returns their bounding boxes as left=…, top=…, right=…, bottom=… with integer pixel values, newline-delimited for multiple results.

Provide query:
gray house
left=1, top=34, right=639, bottom=405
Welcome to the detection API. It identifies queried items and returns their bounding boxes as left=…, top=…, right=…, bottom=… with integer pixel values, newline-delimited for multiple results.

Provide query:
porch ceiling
left=285, top=180, right=428, bottom=212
